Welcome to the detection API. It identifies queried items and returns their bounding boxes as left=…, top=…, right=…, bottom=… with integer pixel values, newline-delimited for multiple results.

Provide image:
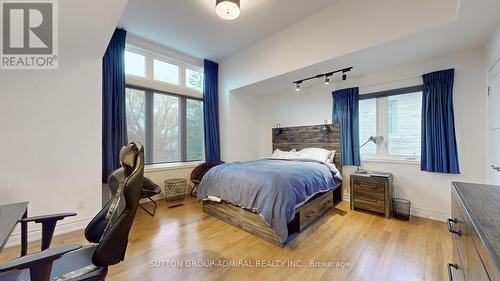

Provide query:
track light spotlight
left=325, top=77, right=330, bottom=85
left=295, top=83, right=301, bottom=92
left=342, top=71, right=347, bottom=81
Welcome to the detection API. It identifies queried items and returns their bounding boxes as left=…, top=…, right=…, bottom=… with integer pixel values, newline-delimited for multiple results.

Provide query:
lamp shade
left=216, top=0, right=240, bottom=20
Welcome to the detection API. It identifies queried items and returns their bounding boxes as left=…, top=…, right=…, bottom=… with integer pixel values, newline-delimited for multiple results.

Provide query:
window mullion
left=180, top=64, right=186, bottom=89
left=179, top=97, right=187, bottom=162
left=377, top=97, right=389, bottom=157
left=145, top=90, right=154, bottom=163
left=146, top=52, right=154, bottom=80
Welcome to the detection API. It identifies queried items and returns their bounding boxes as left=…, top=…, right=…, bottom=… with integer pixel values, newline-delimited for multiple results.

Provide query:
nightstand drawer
left=353, top=188, right=385, bottom=201
left=352, top=178, right=385, bottom=193
left=353, top=193, right=385, bottom=213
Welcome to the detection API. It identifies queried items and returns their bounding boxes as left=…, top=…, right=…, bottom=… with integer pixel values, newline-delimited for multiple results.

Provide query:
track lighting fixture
left=295, top=82, right=301, bottom=92
left=292, top=67, right=352, bottom=90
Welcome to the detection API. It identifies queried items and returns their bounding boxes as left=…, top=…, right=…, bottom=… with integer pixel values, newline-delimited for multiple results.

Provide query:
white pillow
left=327, top=150, right=336, bottom=164
left=298, top=148, right=332, bottom=163
left=272, top=149, right=299, bottom=159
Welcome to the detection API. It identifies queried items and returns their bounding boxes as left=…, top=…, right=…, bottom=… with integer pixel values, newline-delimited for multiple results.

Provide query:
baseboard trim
left=341, top=194, right=449, bottom=222
left=342, top=193, right=350, bottom=202
left=410, top=206, right=449, bottom=222
left=4, top=216, right=93, bottom=249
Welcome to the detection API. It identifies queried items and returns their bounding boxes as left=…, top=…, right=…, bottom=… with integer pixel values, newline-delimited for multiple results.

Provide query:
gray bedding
left=197, top=158, right=341, bottom=243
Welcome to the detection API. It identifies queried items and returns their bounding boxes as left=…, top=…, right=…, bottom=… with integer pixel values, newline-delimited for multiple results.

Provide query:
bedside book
left=352, top=171, right=392, bottom=178
left=369, top=172, right=392, bottom=178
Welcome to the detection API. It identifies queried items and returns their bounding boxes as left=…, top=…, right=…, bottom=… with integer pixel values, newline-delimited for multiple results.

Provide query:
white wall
left=256, top=47, right=488, bottom=221
left=0, top=0, right=128, bottom=247
left=486, top=22, right=500, bottom=184
left=486, top=22, right=500, bottom=69
left=0, top=58, right=104, bottom=245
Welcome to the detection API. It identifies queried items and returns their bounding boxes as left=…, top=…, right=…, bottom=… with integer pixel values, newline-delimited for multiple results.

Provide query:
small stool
left=164, top=178, right=187, bottom=208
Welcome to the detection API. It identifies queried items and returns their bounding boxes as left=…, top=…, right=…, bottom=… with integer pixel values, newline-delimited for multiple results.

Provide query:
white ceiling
left=119, top=0, right=339, bottom=61
left=234, top=0, right=500, bottom=97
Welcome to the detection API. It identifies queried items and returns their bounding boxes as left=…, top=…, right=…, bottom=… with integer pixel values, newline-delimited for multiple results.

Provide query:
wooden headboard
left=272, top=124, right=342, bottom=172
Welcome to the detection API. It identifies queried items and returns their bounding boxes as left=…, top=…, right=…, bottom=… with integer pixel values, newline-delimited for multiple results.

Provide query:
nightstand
left=350, top=172, right=393, bottom=218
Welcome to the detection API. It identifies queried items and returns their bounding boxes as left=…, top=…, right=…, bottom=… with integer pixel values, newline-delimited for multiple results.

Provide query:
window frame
left=124, top=49, right=147, bottom=78
left=153, top=57, right=181, bottom=86
left=185, top=67, right=204, bottom=92
left=359, top=85, right=423, bottom=162
left=126, top=84, right=204, bottom=165
left=124, top=44, right=205, bottom=166
left=125, top=44, right=204, bottom=99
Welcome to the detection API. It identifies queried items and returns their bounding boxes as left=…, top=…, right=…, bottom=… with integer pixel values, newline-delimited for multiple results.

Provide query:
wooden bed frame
left=203, top=124, right=343, bottom=247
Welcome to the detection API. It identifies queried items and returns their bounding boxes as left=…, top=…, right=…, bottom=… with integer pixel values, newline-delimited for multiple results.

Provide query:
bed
left=198, top=124, right=343, bottom=247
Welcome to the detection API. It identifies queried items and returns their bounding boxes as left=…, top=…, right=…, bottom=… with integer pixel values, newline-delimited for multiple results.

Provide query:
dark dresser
left=350, top=173, right=393, bottom=218
left=449, top=182, right=500, bottom=281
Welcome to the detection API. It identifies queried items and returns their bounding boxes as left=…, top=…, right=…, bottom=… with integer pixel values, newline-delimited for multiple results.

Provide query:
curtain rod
left=357, top=75, right=422, bottom=89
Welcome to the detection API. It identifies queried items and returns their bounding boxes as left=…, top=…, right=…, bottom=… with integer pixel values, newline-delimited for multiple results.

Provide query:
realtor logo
left=1, top=0, right=58, bottom=69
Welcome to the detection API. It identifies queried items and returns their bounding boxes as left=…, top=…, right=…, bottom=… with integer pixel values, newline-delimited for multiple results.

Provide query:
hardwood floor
left=0, top=198, right=451, bottom=281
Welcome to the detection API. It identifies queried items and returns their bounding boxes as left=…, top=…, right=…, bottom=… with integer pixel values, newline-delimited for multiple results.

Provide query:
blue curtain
left=102, top=28, right=128, bottom=182
left=421, top=69, right=460, bottom=174
left=203, top=60, right=221, bottom=162
left=332, top=88, right=360, bottom=166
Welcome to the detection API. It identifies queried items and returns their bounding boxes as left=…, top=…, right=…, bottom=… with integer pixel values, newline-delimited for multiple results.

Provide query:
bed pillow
left=298, top=148, right=332, bottom=163
left=327, top=150, right=336, bottom=164
left=271, top=149, right=299, bottom=159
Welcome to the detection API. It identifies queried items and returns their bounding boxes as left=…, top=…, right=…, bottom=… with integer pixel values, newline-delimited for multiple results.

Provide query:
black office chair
left=0, top=142, right=145, bottom=281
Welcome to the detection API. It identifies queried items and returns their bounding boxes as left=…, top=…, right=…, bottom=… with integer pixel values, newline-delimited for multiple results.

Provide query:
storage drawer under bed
left=297, top=189, right=334, bottom=231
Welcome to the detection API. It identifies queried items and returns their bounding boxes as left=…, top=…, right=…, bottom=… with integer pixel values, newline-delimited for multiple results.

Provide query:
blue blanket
left=197, top=159, right=340, bottom=243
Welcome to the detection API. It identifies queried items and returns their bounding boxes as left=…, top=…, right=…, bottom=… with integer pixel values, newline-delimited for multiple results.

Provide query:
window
left=125, top=87, right=203, bottom=164
left=387, top=92, right=422, bottom=158
left=185, top=68, right=203, bottom=92
left=186, top=99, right=204, bottom=161
left=154, top=59, right=179, bottom=85
left=359, top=86, right=422, bottom=160
left=359, top=99, right=377, bottom=155
left=124, top=44, right=204, bottom=165
left=125, top=50, right=146, bottom=77
left=125, top=88, right=146, bottom=147
left=153, top=93, right=180, bottom=163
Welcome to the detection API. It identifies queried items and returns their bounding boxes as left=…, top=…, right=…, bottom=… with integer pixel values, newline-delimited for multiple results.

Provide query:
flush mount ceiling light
left=216, top=0, right=241, bottom=20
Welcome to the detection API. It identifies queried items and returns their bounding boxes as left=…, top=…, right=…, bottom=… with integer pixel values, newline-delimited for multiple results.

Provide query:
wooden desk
left=0, top=202, right=28, bottom=256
